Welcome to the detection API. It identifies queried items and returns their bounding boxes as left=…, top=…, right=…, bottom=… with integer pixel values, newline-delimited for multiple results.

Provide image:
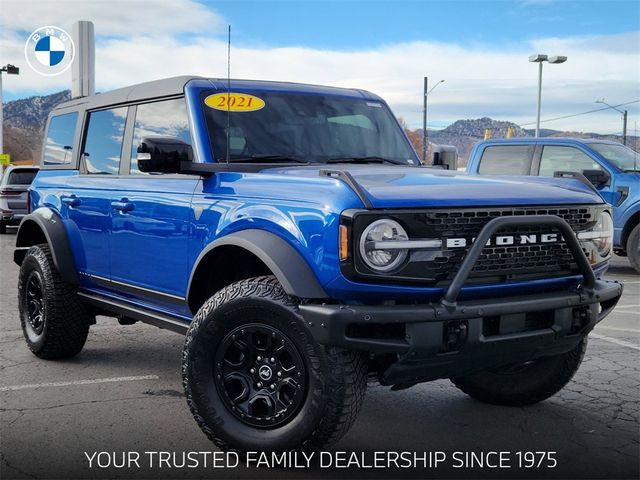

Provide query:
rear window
left=7, top=169, right=38, bottom=185
left=43, top=112, right=78, bottom=166
left=478, top=145, right=531, bottom=175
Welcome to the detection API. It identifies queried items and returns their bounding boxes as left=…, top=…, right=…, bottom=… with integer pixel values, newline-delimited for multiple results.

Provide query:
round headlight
left=359, top=219, right=408, bottom=272
left=593, top=211, right=613, bottom=256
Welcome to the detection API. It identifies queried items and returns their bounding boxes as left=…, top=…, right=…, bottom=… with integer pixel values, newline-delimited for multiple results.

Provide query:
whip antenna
left=226, top=25, right=231, bottom=165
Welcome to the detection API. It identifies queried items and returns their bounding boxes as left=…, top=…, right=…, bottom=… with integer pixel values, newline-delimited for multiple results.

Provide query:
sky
left=1, top=0, right=639, bottom=134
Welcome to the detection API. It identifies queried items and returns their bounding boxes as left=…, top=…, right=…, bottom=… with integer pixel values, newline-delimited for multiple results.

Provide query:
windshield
left=590, top=143, right=639, bottom=172
left=203, top=91, right=418, bottom=165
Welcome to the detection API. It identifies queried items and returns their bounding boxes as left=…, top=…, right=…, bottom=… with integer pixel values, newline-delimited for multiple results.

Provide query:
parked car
left=14, top=77, right=622, bottom=452
left=0, top=165, right=39, bottom=234
left=467, top=138, right=640, bottom=272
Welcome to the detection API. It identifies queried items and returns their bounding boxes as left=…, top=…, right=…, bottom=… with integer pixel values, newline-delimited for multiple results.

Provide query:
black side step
left=77, top=292, right=190, bottom=334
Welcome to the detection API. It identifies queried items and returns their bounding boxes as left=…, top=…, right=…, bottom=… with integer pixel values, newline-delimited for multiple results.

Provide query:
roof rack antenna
left=226, top=25, right=231, bottom=165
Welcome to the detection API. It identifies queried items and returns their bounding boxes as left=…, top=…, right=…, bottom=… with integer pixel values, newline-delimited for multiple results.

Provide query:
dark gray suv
left=0, top=165, right=39, bottom=234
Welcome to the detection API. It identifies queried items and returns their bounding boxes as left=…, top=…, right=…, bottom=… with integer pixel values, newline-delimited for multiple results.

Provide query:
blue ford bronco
left=15, top=76, right=623, bottom=452
left=467, top=137, right=640, bottom=272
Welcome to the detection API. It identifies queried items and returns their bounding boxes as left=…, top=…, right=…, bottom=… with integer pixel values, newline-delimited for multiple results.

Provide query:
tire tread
left=18, top=244, right=91, bottom=359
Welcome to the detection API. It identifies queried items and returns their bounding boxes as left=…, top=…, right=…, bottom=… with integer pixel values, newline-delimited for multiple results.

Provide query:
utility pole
left=0, top=70, right=3, bottom=156
left=535, top=60, right=543, bottom=137
left=421, top=77, right=445, bottom=164
left=422, top=77, right=428, bottom=163
left=595, top=99, right=628, bottom=145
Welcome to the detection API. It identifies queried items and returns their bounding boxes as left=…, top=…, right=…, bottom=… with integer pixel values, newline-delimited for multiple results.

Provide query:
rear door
left=108, top=98, right=198, bottom=312
left=476, top=144, right=535, bottom=175
left=63, top=106, right=129, bottom=284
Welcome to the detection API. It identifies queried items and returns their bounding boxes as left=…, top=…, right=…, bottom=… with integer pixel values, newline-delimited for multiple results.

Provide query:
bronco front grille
left=346, top=205, right=601, bottom=285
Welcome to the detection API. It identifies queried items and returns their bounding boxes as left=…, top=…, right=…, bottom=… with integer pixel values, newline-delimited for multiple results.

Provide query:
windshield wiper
left=326, top=156, right=406, bottom=165
left=229, top=154, right=308, bottom=163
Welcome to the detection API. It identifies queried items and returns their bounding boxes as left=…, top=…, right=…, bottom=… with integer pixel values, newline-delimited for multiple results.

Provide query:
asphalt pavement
left=1, top=227, right=638, bottom=480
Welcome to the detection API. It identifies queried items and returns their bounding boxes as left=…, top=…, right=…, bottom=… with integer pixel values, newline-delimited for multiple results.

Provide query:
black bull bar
left=300, top=215, right=624, bottom=384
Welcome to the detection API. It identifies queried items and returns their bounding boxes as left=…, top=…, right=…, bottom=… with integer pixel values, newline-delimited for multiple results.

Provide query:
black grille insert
left=347, top=205, right=600, bottom=285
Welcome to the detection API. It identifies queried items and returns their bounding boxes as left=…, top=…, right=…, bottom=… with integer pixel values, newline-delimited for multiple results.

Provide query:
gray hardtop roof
left=52, top=76, right=380, bottom=112
left=53, top=75, right=202, bottom=111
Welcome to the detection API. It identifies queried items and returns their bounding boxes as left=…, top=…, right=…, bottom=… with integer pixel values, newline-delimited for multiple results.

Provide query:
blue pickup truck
left=14, top=77, right=622, bottom=452
left=467, top=138, right=640, bottom=272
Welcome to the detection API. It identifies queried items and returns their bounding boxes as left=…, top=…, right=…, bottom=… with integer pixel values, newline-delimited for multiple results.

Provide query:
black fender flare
left=187, top=229, right=328, bottom=306
left=14, top=207, right=79, bottom=285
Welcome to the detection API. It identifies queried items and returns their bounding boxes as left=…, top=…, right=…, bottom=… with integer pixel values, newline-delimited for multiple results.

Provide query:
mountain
left=3, top=90, right=71, bottom=162
left=437, top=117, right=528, bottom=138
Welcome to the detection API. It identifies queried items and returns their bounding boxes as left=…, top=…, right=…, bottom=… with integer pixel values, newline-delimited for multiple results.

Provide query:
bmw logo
left=24, top=26, right=75, bottom=76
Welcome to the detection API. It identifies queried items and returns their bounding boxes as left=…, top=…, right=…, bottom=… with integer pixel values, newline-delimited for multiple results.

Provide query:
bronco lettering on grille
left=446, top=233, right=561, bottom=249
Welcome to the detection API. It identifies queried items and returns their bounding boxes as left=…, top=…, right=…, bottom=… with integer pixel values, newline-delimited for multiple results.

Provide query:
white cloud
left=0, top=0, right=225, bottom=36
left=1, top=1, right=638, bottom=134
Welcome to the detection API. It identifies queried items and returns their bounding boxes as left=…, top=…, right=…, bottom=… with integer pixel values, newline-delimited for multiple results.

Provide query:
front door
left=107, top=98, right=197, bottom=315
left=535, top=145, right=617, bottom=204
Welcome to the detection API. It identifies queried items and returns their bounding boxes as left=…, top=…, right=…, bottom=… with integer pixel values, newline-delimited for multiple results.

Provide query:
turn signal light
left=339, top=225, right=349, bottom=261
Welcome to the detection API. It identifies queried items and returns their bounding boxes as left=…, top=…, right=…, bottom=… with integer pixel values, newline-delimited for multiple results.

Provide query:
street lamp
left=422, top=78, right=445, bottom=163
left=529, top=54, right=567, bottom=137
left=0, top=64, right=20, bottom=155
left=595, top=98, right=628, bottom=145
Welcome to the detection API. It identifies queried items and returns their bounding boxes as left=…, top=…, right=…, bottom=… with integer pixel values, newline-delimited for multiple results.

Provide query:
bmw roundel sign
left=24, top=26, right=75, bottom=76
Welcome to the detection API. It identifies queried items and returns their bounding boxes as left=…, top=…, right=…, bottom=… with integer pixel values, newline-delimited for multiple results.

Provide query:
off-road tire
left=182, top=275, right=367, bottom=452
left=18, top=244, right=92, bottom=359
left=452, top=339, right=587, bottom=406
left=627, top=223, right=640, bottom=273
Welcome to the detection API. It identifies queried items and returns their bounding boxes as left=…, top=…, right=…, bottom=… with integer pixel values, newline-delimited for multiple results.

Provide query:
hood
left=268, top=165, right=604, bottom=209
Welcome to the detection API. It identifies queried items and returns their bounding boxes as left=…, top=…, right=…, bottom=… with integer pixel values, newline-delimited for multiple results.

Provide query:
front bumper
left=300, top=279, right=622, bottom=384
left=300, top=214, right=624, bottom=385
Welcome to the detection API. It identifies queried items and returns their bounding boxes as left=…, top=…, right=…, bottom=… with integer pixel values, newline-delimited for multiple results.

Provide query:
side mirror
left=431, top=144, right=458, bottom=170
left=136, top=136, right=193, bottom=174
left=581, top=169, right=610, bottom=187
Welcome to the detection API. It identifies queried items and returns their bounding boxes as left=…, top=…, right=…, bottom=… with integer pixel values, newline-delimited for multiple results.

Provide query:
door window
left=478, top=145, right=530, bottom=174
left=82, top=107, right=128, bottom=175
left=130, top=99, right=192, bottom=174
left=43, top=112, right=78, bottom=165
left=538, top=146, right=603, bottom=176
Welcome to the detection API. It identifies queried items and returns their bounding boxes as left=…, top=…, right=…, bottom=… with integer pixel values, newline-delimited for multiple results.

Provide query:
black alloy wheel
left=25, top=271, right=46, bottom=335
left=214, top=323, right=307, bottom=428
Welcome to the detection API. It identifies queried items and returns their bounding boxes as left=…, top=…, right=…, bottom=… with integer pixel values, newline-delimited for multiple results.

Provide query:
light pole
left=422, top=77, right=444, bottom=163
left=529, top=54, right=566, bottom=137
left=596, top=98, right=628, bottom=145
left=0, top=64, right=20, bottom=155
